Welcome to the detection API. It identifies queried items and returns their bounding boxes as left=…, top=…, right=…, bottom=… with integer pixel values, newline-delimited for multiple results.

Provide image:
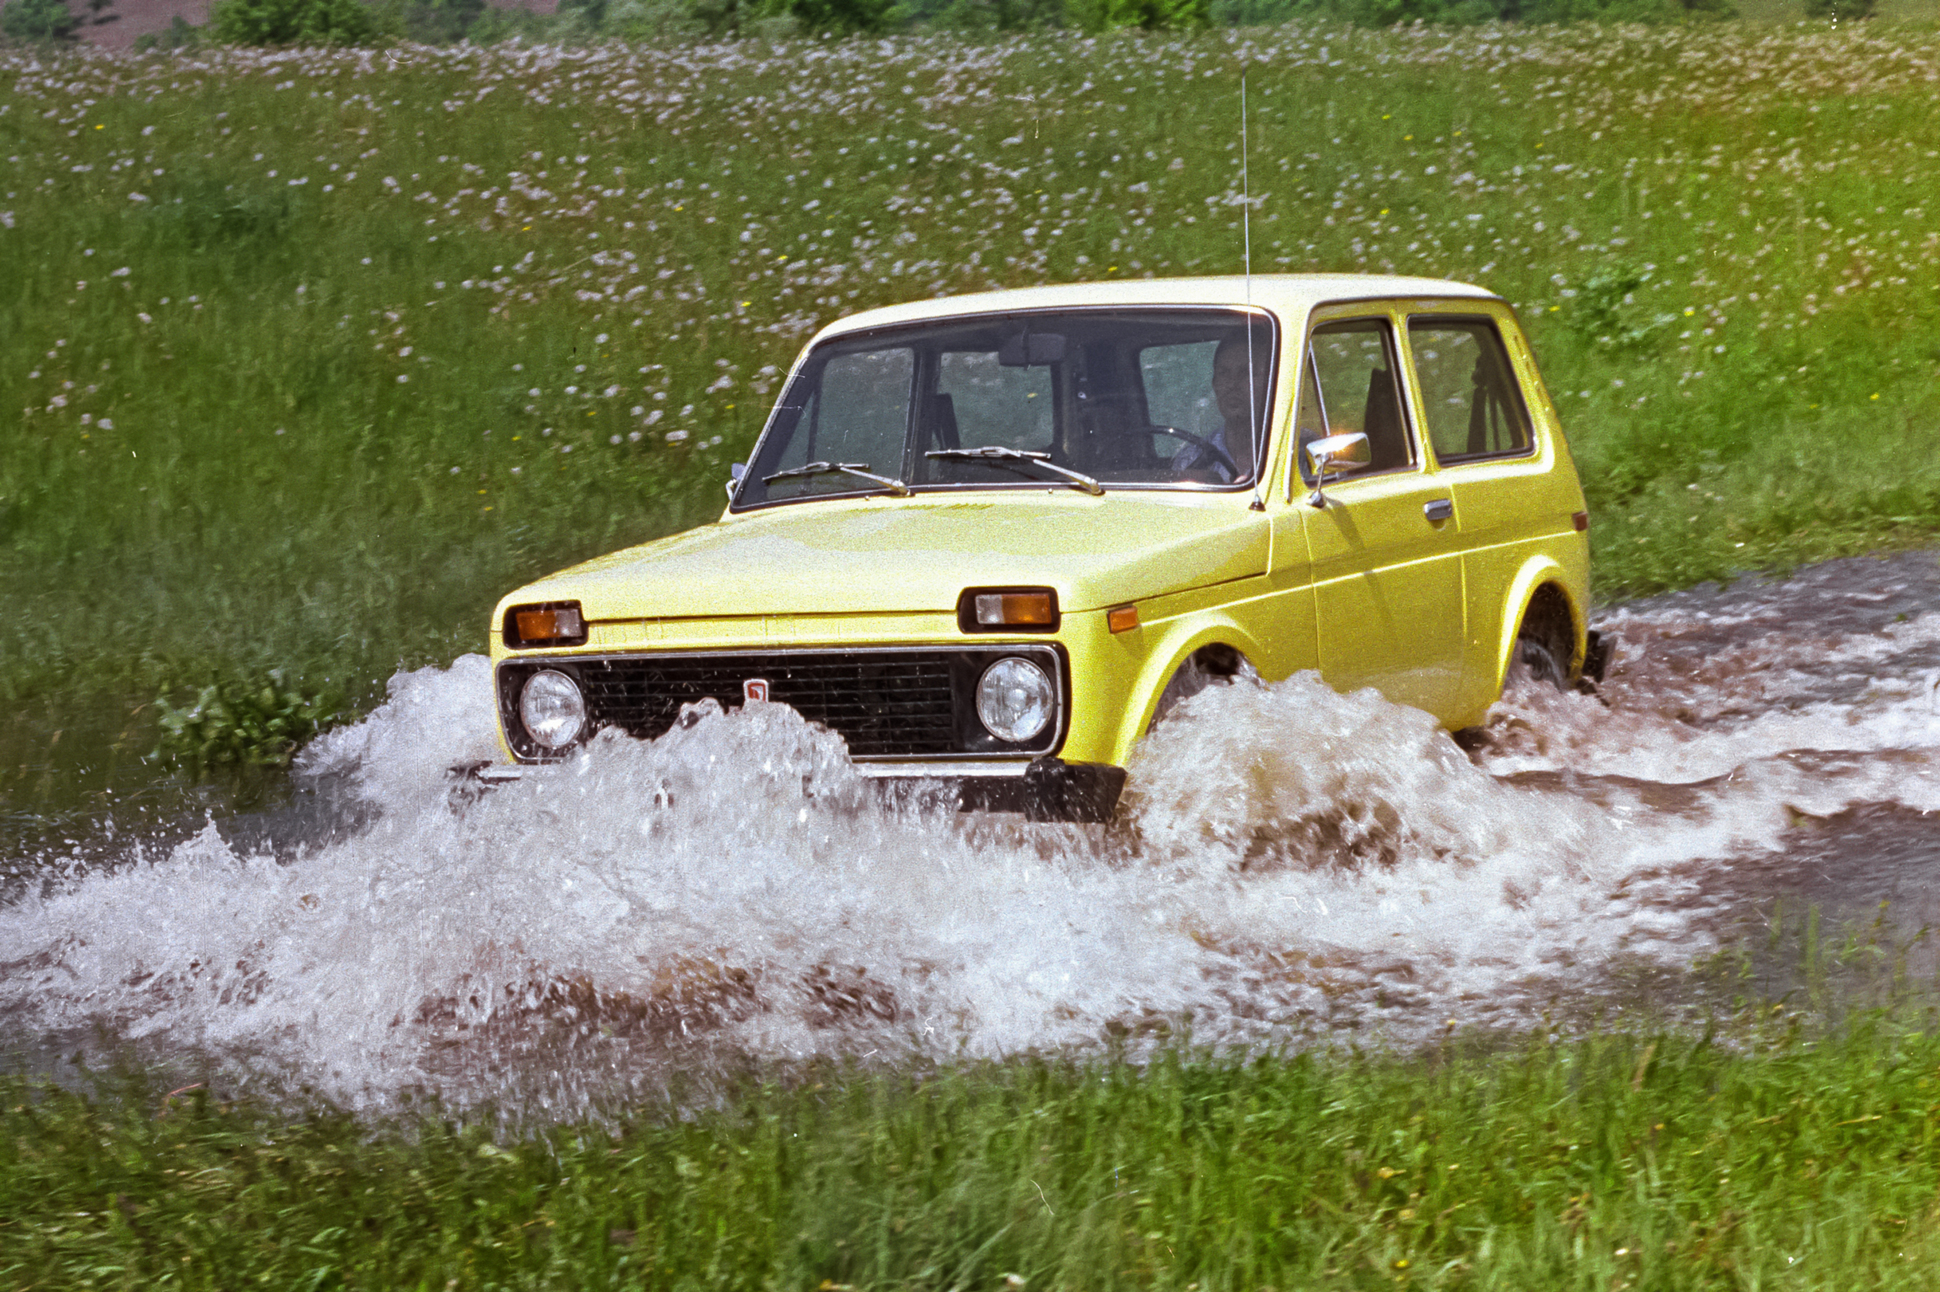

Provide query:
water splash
left=0, top=662, right=1716, bottom=1116
left=3, top=552, right=1936, bottom=1118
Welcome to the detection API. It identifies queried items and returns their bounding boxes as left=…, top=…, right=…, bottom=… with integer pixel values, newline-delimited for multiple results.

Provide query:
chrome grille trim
left=495, top=644, right=1067, bottom=763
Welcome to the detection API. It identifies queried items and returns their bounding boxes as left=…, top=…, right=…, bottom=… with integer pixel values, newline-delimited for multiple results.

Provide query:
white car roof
left=809, top=274, right=1500, bottom=344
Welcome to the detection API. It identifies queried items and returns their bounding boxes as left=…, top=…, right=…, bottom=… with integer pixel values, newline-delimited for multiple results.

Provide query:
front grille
left=496, top=646, right=1065, bottom=762
left=585, top=651, right=955, bottom=756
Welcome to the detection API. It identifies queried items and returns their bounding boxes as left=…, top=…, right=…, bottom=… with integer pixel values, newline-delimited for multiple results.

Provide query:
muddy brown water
left=1, top=549, right=1936, bottom=1120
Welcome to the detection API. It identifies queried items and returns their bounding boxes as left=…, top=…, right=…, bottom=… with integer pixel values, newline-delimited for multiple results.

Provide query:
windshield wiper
left=763, top=460, right=910, bottom=496
left=924, top=446, right=1104, bottom=497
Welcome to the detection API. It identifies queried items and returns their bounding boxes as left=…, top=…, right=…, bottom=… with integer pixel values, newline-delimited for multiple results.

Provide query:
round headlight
left=975, top=657, right=1055, bottom=744
left=519, top=669, right=587, bottom=749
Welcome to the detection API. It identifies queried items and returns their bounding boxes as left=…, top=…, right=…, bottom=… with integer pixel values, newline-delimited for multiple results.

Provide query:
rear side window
left=1407, top=317, right=1533, bottom=463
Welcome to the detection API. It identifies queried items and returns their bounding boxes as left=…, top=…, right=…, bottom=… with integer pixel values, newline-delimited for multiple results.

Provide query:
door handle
left=1423, top=498, right=1454, bottom=523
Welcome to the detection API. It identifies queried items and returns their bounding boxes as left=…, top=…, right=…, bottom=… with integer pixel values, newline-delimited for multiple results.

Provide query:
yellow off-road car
left=484, top=275, right=1604, bottom=820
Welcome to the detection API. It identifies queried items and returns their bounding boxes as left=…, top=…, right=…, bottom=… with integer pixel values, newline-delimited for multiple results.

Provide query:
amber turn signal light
left=958, top=588, right=1059, bottom=633
left=978, top=593, right=1054, bottom=625
left=517, top=607, right=581, bottom=640
left=504, top=602, right=587, bottom=649
left=1107, top=605, right=1140, bottom=634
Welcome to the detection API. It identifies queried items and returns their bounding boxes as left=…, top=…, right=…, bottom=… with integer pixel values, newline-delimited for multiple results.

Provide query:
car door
left=1297, top=309, right=1467, bottom=719
left=1400, top=306, right=1561, bottom=716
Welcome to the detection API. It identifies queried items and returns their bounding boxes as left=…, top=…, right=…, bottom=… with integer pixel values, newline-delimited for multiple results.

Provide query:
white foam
left=5, top=565, right=1937, bottom=1117
left=296, top=654, right=503, bottom=805
left=0, top=659, right=1759, bottom=1116
left=1478, top=611, right=1940, bottom=802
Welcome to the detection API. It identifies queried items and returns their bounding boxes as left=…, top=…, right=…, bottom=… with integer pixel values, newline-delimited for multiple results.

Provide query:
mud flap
left=1579, top=630, right=1614, bottom=690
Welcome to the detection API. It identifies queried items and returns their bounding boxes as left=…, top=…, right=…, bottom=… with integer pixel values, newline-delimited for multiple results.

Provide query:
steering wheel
left=1133, top=424, right=1241, bottom=479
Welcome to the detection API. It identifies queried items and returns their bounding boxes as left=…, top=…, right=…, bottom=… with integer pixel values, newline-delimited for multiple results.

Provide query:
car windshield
left=734, top=308, right=1277, bottom=507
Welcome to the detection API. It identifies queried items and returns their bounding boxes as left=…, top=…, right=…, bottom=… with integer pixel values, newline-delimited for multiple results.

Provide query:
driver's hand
left=1170, top=445, right=1221, bottom=482
left=1171, top=444, right=1233, bottom=484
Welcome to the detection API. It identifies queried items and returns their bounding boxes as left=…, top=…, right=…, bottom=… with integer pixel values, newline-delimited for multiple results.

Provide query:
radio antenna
left=1242, top=73, right=1265, bottom=512
left=1241, top=73, right=1253, bottom=296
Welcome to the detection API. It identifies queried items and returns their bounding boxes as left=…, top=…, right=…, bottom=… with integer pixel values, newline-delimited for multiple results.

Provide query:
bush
left=1573, top=263, right=1678, bottom=352
left=599, top=0, right=710, bottom=38
left=396, top=0, right=484, bottom=40
left=207, top=0, right=387, bottom=44
left=1069, top=0, right=1207, bottom=28
left=1, top=0, right=79, bottom=40
left=783, top=0, right=894, bottom=31
left=134, top=13, right=206, bottom=47
left=154, top=672, right=342, bottom=777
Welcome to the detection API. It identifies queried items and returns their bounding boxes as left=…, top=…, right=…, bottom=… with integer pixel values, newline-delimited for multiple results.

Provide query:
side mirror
left=725, top=461, right=747, bottom=501
left=1304, top=432, right=1370, bottom=508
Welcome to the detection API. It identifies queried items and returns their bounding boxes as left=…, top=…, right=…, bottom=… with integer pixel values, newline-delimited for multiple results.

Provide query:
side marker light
left=1107, top=605, right=1140, bottom=634
left=1572, top=511, right=1590, bottom=533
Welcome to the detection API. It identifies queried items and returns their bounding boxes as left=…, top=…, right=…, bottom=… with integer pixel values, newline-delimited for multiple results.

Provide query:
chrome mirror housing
left=725, top=461, right=747, bottom=501
left=1305, top=432, right=1371, bottom=508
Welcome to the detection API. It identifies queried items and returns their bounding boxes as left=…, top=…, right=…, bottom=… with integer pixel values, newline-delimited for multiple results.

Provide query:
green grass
left=3, top=22, right=1939, bottom=730
left=13, top=1008, right=1940, bottom=1290
left=6, top=25, right=1940, bottom=1282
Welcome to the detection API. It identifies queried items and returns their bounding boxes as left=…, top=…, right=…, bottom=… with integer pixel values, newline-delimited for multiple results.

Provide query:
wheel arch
left=1108, top=616, right=1264, bottom=765
left=1489, top=558, right=1586, bottom=694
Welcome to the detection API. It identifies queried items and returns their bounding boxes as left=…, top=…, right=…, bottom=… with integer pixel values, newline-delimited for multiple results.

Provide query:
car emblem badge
left=742, top=678, right=770, bottom=703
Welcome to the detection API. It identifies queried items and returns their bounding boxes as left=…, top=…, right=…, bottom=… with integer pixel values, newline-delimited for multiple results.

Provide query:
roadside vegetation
left=12, top=996, right=1940, bottom=1290
left=4, top=21, right=1937, bottom=728
left=1, top=0, right=1780, bottom=49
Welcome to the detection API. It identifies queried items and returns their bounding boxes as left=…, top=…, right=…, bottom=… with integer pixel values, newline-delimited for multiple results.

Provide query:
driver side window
left=1300, top=318, right=1415, bottom=476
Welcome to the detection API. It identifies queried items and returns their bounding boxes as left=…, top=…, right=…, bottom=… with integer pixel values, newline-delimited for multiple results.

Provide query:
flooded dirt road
left=2, top=550, right=1936, bottom=1120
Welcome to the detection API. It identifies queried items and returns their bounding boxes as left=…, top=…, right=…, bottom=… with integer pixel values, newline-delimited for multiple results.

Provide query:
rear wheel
left=1513, top=635, right=1569, bottom=691
left=1508, top=584, right=1577, bottom=696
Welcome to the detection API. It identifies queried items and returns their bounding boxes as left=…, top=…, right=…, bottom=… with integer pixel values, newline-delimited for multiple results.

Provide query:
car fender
left=1108, top=613, right=1264, bottom=766
left=1487, top=555, right=1584, bottom=692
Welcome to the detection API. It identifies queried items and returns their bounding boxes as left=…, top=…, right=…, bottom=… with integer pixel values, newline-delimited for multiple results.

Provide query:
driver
left=1173, top=330, right=1274, bottom=484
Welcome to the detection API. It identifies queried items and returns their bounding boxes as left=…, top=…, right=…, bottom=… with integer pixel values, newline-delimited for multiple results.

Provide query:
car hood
left=501, top=494, right=1270, bottom=622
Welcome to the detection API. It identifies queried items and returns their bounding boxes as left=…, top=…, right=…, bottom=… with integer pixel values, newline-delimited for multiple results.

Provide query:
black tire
left=1513, top=636, right=1569, bottom=692
left=1147, top=649, right=1259, bottom=730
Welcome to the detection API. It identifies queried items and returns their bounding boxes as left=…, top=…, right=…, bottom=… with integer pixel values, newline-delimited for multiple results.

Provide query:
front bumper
left=949, top=757, right=1126, bottom=823
left=452, top=755, right=1126, bottom=823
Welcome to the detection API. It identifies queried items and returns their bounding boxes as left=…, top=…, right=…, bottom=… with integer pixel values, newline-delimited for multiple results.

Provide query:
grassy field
left=3, top=20, right=1940, bottom=726
left=12, top=1003, right=1940, bottom=1290
left=5, top=22, right=1940, bottom=1287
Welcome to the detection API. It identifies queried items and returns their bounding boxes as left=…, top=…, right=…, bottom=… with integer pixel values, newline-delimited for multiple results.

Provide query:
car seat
left=1362, top=367, right=1409, bottom=471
